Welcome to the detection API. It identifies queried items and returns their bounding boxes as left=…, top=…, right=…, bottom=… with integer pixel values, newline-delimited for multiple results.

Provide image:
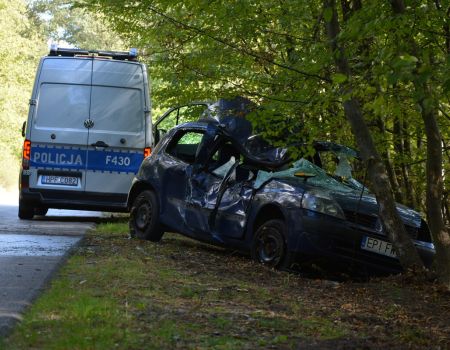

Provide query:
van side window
left=166, top=131, right=204, bottom=164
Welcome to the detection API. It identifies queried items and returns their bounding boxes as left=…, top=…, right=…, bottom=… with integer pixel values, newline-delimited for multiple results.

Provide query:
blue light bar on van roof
left=48, top=44, right=139, bottom=61
left=50, top=43, right=58, bottom=53
left=129, top=48, right=138, bottom=57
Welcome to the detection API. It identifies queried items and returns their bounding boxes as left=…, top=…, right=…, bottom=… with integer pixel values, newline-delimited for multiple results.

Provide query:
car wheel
left=35, top=207, right=48, bottom=216
left=129, top=190, right=164, bottom=242
left=18, top=199, right=34, bottom=220
left=251, top=219, right=289, bottom=269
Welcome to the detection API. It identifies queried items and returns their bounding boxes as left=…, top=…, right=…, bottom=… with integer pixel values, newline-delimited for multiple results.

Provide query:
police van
left=18, top=45, right=152, bottom=219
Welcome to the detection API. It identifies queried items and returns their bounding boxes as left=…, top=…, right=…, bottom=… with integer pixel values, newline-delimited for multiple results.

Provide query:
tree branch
left=147, top=5, right=331, bottom=83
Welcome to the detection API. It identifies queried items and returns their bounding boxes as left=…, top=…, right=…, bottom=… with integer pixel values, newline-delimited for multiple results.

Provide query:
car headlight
left=301, top=190, right=345, bottom=219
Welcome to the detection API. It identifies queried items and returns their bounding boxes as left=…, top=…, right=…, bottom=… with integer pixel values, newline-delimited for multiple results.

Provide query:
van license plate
left=41, top=175, right=78, bottom=186
left=361, top=236, right=397, bottom=258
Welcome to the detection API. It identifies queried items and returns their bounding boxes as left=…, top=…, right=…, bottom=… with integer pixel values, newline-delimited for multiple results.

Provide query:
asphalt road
left=0, top=190, right=101, bottom=337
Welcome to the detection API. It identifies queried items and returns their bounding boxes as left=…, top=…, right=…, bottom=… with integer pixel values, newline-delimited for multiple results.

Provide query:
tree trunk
left=376, top=117, right=403, bottom=202
left=390, top=0, right=450, bottom=288
left=419, top=93, right=450, bottom=287
left=393, top=116, right=417, bottom=208
left=401, top=120, right=417, bottom=209
left=393, top=116, right=406, bottom=203
left=323, top=0, right=424, bottom=270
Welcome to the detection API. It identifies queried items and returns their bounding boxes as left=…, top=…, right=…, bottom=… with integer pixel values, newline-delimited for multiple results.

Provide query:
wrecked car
left=127, top=114, right=435, bottom=274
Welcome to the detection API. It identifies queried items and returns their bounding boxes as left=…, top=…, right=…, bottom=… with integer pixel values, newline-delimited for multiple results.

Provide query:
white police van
left=18, top=45, right=152, bottom=219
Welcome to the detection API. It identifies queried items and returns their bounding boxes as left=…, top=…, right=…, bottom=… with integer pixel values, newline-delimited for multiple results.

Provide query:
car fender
left=126, top=178, right=159, bottom=210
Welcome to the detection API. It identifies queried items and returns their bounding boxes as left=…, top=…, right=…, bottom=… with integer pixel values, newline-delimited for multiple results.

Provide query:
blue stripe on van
left=88, top=150, right=143, bottom=173
left=30, top=146, right=144, bottom=174
left=30, top=146, right=86, bottom=170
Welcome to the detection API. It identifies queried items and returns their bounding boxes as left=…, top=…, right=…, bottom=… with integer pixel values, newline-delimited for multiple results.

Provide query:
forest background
left=0, top=0, right=125, bottom=189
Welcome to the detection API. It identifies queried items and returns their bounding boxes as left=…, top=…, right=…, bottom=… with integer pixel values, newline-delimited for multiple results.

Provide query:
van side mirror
left=21, top=121, right=26, bottom=137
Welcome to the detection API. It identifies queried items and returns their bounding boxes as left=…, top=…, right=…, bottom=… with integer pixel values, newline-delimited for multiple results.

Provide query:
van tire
left=35, top=207, right=48, bottom=216
left=129, top=190, right=164, bottom=242
left=18, top=200, right=34, bottom=220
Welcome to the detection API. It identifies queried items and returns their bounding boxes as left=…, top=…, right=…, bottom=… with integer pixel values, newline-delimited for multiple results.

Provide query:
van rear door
left=84, top=59, right=147, bottom=195
left=29, top=58, right=91, bottom=191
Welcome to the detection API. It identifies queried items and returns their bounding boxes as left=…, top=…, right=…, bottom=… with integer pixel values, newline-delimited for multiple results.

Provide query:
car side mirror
left=21, top=121, right=26, bottom=137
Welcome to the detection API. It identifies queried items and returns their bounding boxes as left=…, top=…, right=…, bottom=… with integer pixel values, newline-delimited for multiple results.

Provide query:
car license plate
left=361, top=236, right=397, bottom=259
left=41, top=175, right=78, bottom=186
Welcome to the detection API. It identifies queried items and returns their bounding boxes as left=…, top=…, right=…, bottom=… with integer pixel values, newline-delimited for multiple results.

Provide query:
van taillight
left=144, top=147, right=152, bottom=158
left=22, top=140, right=31, bottom=169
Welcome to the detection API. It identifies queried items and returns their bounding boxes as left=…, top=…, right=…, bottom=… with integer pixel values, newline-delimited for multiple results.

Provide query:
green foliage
left=28, top=0, right=126, bottom=50
left=80, top=0, right=346, bottom=151
left=79, top=0, right=450, bottom=218
left=0, top=0, right=130, bottom=189
left=3, top=0, right=449, bottom=221
left=0, top=0, right=46, bottom=189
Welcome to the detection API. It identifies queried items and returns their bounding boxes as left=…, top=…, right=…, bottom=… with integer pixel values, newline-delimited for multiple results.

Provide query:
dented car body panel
left=129, top=117, right=435, bottom=274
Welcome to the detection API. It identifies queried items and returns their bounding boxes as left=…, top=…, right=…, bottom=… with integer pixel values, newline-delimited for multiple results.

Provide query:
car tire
left=18, top=199, right=34, bottom=220
left=129, top=190, right=164, bottom=242
left=251, top=219, right=289, bottom=269
left=35, top=207, right=48, bottom=216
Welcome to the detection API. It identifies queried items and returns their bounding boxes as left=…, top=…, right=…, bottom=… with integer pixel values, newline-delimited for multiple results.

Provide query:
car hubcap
left=257, top=229, right=281, bottom=264
left=136, top=203, right=151, bottom=230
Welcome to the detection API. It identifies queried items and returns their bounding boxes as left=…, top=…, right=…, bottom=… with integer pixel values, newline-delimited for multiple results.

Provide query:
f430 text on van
left=19, top=45, right=152, bottom=219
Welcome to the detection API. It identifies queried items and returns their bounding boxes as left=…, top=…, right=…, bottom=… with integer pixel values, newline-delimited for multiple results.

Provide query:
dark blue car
left=127, top=116, right=435, bottom=274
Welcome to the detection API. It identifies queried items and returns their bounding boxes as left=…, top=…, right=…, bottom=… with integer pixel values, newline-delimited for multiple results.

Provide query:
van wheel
left=35, top=207, right=48, bottom=216
left=129, top=190, right=164, bottom=242
left=18, top=200, right=34, bottom=220
left=251, top=219, right=290, bottom=269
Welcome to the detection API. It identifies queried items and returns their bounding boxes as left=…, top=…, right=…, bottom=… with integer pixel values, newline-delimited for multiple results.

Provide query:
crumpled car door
left=208, top=164, right=254, bottom=240
left=185, top=161, right=253, bottom=241
left=183, top=166, right=225, bottom=236
left=157, top=153, right=193, bottom=234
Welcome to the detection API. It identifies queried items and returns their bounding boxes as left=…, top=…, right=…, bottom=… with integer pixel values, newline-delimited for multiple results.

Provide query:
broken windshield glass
left=253, top=158, right=367, bottom=193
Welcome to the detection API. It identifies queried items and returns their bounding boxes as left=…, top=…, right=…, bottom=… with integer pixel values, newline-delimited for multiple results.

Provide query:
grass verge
left=1, top=219, right=449, bottom=349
